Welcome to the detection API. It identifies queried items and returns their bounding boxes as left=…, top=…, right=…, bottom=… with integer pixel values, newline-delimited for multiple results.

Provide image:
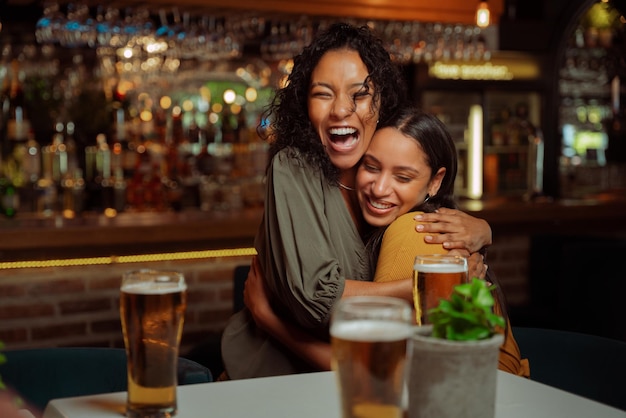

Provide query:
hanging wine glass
left=60, top=2, right=95, bottom=48
left=219, top=18, right=242, bottom=60
left=36, top=0, right=65, bottom=44
left=194, top=15, right=212, bottom=61
left=178, top=11, right=198, bottom=60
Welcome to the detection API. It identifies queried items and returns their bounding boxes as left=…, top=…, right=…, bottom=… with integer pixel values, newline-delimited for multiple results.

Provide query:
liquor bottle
left=196, top=126, right=215, bottom=176
left=606, top=76, right=626, bottom=164
left=0, top=165, right=18, bottom=218
left=23, top=131, right=41, bottom=184
left=19, top=131, right=41, bottom=212
left=3, top=60, right=31, bottom=189
left=505, top=104, right=524, bottom=146
left=36, top=155, right=57, bottom=218
left=96, top=134, right=115, bottom=215
left=61, top=169, right=85, bottom=219
left=37, top=177, right=57, bottom=217
left=113, top=166, right=127, bottom=213
left=221, top=107, right=236, bottom=144
left=525, top=128, right=544, bottom=200
left=113, top=108, right=136, bottom=178
left=6, top=60, right=30, bottom=145
left=65, top=121, right=79, bottom=177
left=235, top=109, right=248, bottom=143
left=83, top=143, right=99, bottom=211
left=164, top=111, right=183, bottom=211
left=490, top=107, right=509, bottom=146
left=50, top=131, right=67, bottom=184
left=84, top=133, right=111, bottom=213
left=0, top=74, right=10, bottom=165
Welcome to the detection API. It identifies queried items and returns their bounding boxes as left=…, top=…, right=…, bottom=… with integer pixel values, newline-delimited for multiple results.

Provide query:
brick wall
left=484, top=233, right=530, bottom=308
left=0, top=233, right=532, bottom=354
left=0, top=256, right=252, bottom=356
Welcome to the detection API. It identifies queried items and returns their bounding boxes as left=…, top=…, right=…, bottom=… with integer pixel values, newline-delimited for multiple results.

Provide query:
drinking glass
left=330, top=296, right=413, bottom=418
left=120, top=269, right=187, bottom=418
left=412, top=255, right=468, bottom=325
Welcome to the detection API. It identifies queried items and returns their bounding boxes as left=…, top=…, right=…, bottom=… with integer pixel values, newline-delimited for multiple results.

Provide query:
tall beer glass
left=120, top=269, right=187, bottom=418
left=413, top=255, right=468, bottom=325
left=330, top=296, right=413, bottom=418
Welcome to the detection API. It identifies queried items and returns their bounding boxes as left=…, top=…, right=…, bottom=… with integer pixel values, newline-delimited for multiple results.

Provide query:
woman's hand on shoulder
left=414, top=208, right=492, bottom=253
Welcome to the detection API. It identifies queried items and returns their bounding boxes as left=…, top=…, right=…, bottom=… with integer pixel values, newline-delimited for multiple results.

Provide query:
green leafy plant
left=428, top=278, right=505, bottom=341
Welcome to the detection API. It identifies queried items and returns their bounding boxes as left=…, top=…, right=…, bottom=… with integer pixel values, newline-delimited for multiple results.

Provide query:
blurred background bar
left=0, top=0, right=624, bottom=364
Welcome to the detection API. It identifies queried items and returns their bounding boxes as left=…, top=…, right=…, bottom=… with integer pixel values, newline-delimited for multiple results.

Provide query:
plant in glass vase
left=408, top=278, right=505, bottom=418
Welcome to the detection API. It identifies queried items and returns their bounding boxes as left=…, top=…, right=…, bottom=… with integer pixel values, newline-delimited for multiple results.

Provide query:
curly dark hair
left=259, top=22, right=408, bottom=183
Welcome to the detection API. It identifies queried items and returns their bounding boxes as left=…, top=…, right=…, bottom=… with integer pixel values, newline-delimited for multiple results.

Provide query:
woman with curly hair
left=221, top=23, right=493, bottom=380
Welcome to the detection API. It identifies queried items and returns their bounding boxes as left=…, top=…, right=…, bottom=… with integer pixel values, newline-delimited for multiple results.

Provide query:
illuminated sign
left=429, top=62, right=513, bottom=80
left=428, top=54, right=541, bottom=81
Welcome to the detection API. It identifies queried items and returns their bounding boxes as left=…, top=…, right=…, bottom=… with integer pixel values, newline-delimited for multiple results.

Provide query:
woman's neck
left=338, top=169, right=363, bottom=235
left=338, top=169, right=357, bottom=191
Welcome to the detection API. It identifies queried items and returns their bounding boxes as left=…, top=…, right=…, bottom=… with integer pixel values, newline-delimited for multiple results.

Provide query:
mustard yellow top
left=373, top=212, right=531, bottom=378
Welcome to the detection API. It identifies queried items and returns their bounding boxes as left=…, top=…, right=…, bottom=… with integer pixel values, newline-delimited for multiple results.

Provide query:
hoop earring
left=423, top=194, right=431, bottom=203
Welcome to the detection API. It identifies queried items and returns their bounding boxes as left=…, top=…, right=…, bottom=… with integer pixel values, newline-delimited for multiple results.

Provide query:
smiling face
left=357, top=127, right=446, bottom=228
left=308, top=49, right=379, bottom=175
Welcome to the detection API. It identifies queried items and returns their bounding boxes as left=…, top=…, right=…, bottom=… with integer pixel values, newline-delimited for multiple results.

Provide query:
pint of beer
left=330, top=296, right=412, bottom=418
left=120, top=269, right=187, bottom=418
left=413, top=255, right=468, bottom=325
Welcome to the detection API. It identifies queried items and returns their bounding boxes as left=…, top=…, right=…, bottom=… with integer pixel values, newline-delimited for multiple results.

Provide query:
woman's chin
left=364, top=212, right=395, bottom=228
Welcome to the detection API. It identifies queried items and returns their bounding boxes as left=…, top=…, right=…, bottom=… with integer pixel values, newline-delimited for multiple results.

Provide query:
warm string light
left=476, top=0, right=491, bottom=28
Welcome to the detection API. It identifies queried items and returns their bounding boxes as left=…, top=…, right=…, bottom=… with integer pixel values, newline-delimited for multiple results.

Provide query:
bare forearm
left=254, top=305, right=331, bottom=370
left=342, top=279, right=412, bottom=303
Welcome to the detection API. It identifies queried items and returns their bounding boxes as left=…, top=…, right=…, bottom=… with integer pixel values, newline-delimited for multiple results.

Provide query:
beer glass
left=413, top=254, right=468, bottom=325
left=330, top=296, right=413, bottom=418
left=120, top=269, right=187, bottom=418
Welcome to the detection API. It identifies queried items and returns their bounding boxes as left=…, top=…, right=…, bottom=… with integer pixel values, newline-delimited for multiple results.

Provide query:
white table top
left=43, top=370, right=626, bottom=418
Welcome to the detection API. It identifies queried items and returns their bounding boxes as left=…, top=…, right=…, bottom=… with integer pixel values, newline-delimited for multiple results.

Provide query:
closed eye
left=395, top=175, right=413, bottom=183
left=353, top=91, right=371, bottom=101
left=362, top=163, right=380, bottom=173
left=310, top=91, right=332, bottom=99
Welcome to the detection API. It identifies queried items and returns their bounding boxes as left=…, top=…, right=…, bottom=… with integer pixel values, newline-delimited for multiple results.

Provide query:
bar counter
left=1, top=193, right=625, bottom=262
left=0, top=207, right=263, bottom=262
left=1, top=192, right=624, bottom=352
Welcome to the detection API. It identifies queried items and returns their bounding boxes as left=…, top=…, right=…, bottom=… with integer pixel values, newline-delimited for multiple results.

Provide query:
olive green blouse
left=221, top=148, right=371, bottom=379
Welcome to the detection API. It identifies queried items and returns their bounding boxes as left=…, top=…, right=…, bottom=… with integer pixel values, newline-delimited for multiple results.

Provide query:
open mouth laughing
left=328, top=127, right=359, bottom=150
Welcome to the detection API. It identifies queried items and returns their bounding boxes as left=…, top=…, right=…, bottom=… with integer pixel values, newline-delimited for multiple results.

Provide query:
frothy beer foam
left=331, top=320, right=412, bottom=342
left=414, top=263, right=466, bottom=273
left=121, top=280, right=187, bottom=294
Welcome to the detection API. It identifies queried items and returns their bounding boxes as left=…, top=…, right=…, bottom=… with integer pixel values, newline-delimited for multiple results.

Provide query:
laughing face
left=356, top=127, right=446, bottom=228
left=308, top=49, right=379, bottom=175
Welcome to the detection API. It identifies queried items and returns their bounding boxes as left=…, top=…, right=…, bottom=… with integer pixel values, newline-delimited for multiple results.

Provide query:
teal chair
left=233, top=264, right=251, bottom=313
left=513, top=327, right=626, bottom=411
left=185, top=264, right=250, bottom=378
left=0, top=347, right=213, bottom=411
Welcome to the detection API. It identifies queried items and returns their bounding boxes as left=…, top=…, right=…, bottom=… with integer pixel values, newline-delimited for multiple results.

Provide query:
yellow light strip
left=0, top=248, right=258, bottom=270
